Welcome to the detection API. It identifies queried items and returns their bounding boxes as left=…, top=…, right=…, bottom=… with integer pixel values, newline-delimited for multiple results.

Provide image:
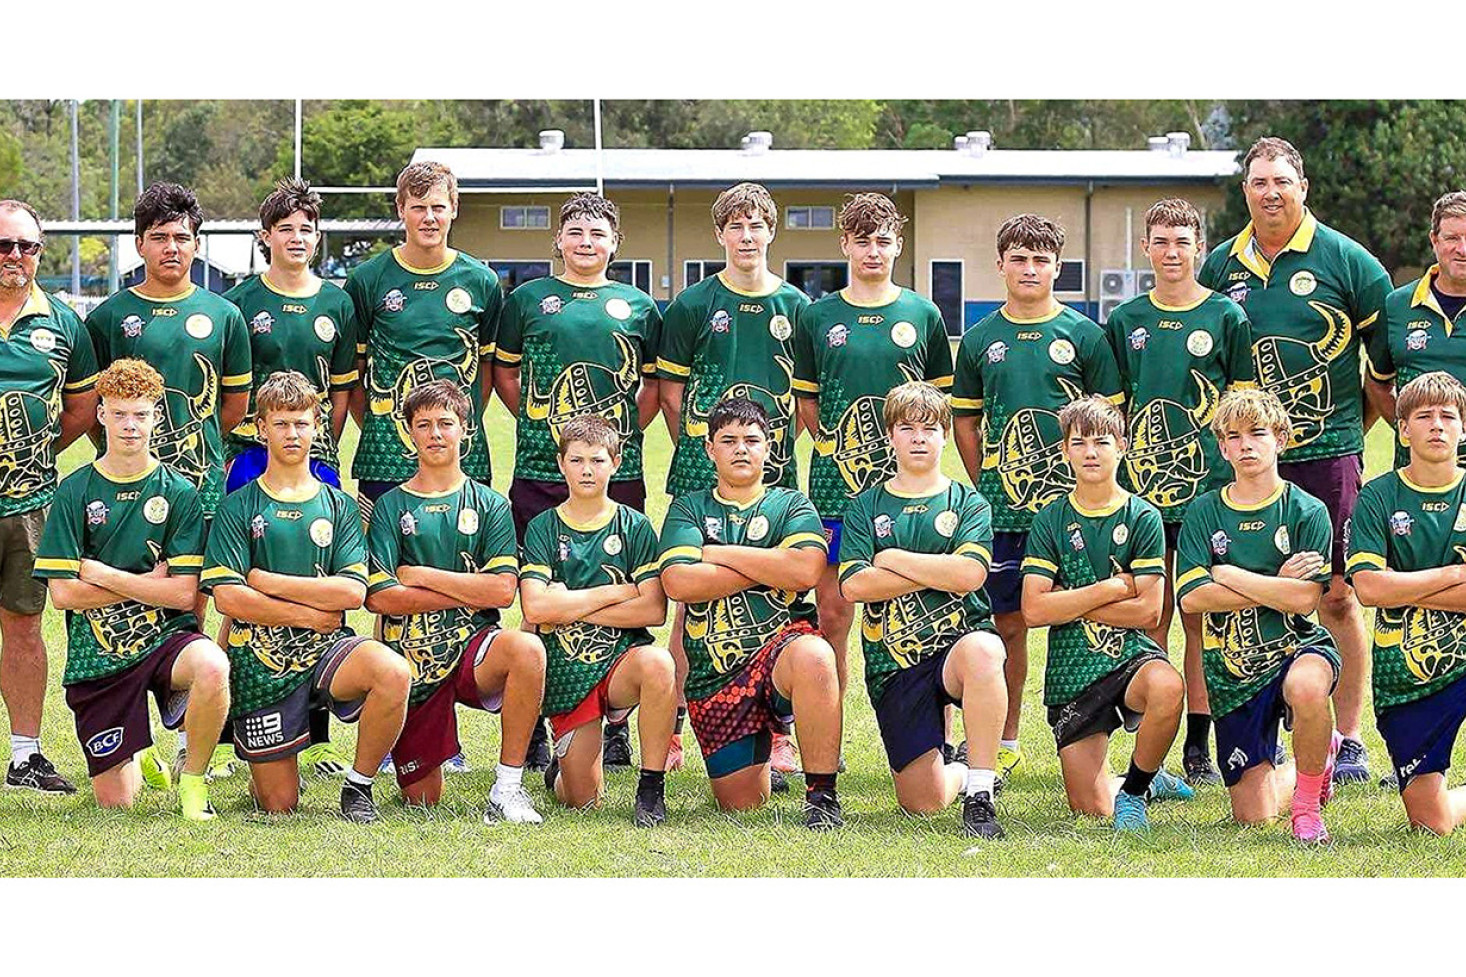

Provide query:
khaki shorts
left=0, top=506, right=48, bottom=615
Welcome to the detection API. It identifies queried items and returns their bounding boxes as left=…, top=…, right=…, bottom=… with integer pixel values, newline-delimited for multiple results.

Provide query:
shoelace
left=29, top=755, right=57, bottom=776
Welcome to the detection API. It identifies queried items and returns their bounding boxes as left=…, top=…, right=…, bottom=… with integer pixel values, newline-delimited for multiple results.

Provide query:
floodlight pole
left=69, top=99, right=80, bottom=297
left=109, top=99, right=120, bottom=293
left=593, top=98, right=604, bottom=196
left=294, top=99, right=302, bottom=180
left=136, top=100, right=143, bottom=193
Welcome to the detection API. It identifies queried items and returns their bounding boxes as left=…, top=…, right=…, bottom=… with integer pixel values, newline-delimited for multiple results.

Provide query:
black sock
left=637, top=769, right=665, bottom=793
left=1120, top=760, right=1157, bottom=798
left=673, top=707, right=686, bottom=734
left=608, top=717, right=628, bottom=731
left=1184, top=713, right=1212, bottom=753
left=805, top=772, right=837, bottom=796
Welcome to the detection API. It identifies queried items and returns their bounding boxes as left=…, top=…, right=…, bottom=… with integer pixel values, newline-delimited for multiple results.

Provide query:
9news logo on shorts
left=241, top=712, right=285, bottom=749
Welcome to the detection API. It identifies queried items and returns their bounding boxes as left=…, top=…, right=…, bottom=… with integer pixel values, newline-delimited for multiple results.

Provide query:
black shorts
left=1046, top=652, right=1167, bottom=750
left=232, top=636, right=370, bottom=764
left=64, top=631, right=200, bottom=777
left=872, top=646, right=963, bottom=772
left=1164, top=521, right=1183, bottom=551
left=509, top=477, right=646, bottom=543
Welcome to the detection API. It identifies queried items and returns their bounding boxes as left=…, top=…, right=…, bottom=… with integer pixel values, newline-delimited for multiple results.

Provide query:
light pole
left=70, top=99, right=80, bottom=297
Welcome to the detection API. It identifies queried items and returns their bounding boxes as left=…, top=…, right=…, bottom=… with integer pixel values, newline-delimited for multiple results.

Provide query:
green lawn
left=4, top=391, right=1464, bottom=878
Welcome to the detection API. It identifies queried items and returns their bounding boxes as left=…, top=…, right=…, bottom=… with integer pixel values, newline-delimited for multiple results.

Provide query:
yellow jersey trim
left=555, top=501, right=619, bottom=533
left=128, top=284, right=196, bottom=302
left=92, top=459, right=159, bottom=484
left=33, top=557, right=79, bottom=573
left=1068, top=491, right=1128, bottom=518
left=713, top=486, right=766, bottom=510
left=1176, top=566, right=1211, bottom=589
left=260, top=274, right=323, bottom=299
left=882, top=477, right=950, bottom=499
left=1345, top=552, right=1386, bottom=572
left=1221, top=482, right=1286, bottom=512
left=780, top=532, right=828, bottom=550
left=521, top=563, right=551, bottom=578
left=791, top=377, right=820, bottom=394
left=222, top=373, right=253, bottom=389
left=660, top=545, right=703, bottom=567
left=838, top=286, right=903, bottom=309
left=999, top=304, right=1063, bottom=325
left=1021, top=556, right=1058, bottom=573
left=200, top=566, right=241, bottom=583
left=400, top=478, right=466, bottom=499
left=1398, top=468, right=1465, bottom=494
left=495, top=348, right=523, bottom=365
left=1148, top=290, right=1209, bottom=313
left=168, top=555, right=205, bottom=568
left=391, top=247, right=457, bottom=276
left=63, top=372, right=99, bottom=392
left=951, top=396, right=982, bottom=410
left=715, top=271, right=785, bottom=298
left=657, top=357, right=691, bottom=378
left=486, top=556, right=519, bottom=572
left=1132, top=557, right=1166, bottom=571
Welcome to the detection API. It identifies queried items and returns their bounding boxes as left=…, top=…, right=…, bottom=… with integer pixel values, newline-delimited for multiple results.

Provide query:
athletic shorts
left=509, top=477, right=646, bottom=543
left=225, top=446, right=340, bottom=495
left=821, top=518, right=843, bottom=565
left=1046, top=652, right=1166, bottom=750
left=64, top=631, right=199, bottom=777
left=1164, top=521, right=1183, bottom=551
left=987, top=531, right=1028, bottom=616
left=687, top=621, right=815, bottom=779
left=1278, top=453, right=1362, bottom=574
left=356, top=480, right=400, bottom=532
left=232, top=636, right=370, bottom=764
left=1213, top=647, right=1340, bottom=787
left=873, top=645, right=961, bottom=772
left=2, top=505, right=48, bottom=615
left=548, top=651, right=636, bottom=751
left=1376, top=671, right=1466, bottom=792
left=393, top=626, right=503, bottom=788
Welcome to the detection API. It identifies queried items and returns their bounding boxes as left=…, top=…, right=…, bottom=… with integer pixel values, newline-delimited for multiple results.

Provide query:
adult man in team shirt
left=1021, top=396, right=1193, bottom=832
left=203, top=372, right=410, bottom=823
left=1176, top=388, right=1341, bottom=843
left=1199, top=137, right=1392, bottom=785
left=365, top=380, right=547, bottom=824
left=952, top=213, right=1123, bottom=783
left=35, top=359, right=229, bottom=819
left=657, top=182, right=810, bottom=773
left=520, top=415, right=673, bottom=826
left=838, top=381, right=1007, bottom=838
left=1106, top=198, right=1255, bottom=786
left=658, top=398, right=844, bottom=829
left=0, top=199, right=98, bottom=794
left=1349, top=372, right=1466, bottom=833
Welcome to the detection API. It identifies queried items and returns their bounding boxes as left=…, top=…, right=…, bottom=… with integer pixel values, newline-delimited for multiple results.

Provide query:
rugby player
left=1106, top=198, right=1255, bottom=786
left=1021, top=396, right=1193, bottom=831
left=35, top=359, right=228, bottom=818
left=656, top=182, right=810, bottom=775
left=203, top=371, right=410, bottom=823
left=492, top=192, right=661, bottom=773
left=0, top=198, right=98, bottom=795
left=1176, top=387, right=1342, bottom=842
left=1349, top=372, right=1466, bottom=834
left=364, top=380, right=547, bottom=823
left=838, top=381, right=1007, bottom=838
left=520, top=415, right=673, bottom=826
left=658, top=397, right=844, bottom=829
left=952, top=213, right=1123, bottom=784
left=1199, top=137, right=1392, bottom=785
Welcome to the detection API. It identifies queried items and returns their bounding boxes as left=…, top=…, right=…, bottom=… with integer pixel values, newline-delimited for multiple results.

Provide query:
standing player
left=1200, top=137, right=1392, bottom=785
left=657, top=183, right=810, bottom=773
left=35, top=359, right=229, bottom=818
left=838, top=381, right=1007, bottom=838
left=952, top=214, right=1123, bottom=783
left=1021, top=396, right=1193, bottom=832
left=364, top=380, right=547, bottom=823
left=520, top=415, right=674, bottom=826
left=1106, top=198, right=1255, bottom=786
left=203, top=372, right=410, bottom=823
left=1176, top=388, right=1342, bottom=842
left=1349, top=372, right=1466, bottom=834
left=658, top=398, right=844, bottom=829
left=0, top=198, right=98, bottom=794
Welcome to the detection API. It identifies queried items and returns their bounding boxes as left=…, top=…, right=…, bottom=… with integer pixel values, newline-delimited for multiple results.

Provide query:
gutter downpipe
left=1084, top=181, right=1094, bottom=318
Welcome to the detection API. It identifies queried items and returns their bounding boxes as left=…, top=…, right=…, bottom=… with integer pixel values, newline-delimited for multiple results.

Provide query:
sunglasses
left=0, top=239, right=42, bottom=257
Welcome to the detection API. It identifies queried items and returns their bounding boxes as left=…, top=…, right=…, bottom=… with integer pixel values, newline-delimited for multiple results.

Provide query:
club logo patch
left=1407, top=329, right=1429, bottom=351
left=1069, top=526, right=1086, bottom=551
left=1290, top=271, right=1318, bottom=296
left=446, top=288, right=472, bottom=314
left=121, top=314, right=146, bottom=337
left=1049, top=339, right=1076, bottom=365
left=400, top=511, right=417, bottom=536
left=1391, top=510, right=1414, bottom=536
left=604, top=298, right=632, bottom=321
left=827, top=324, right=849, bottom=348
left=558, top=535, right=570, bottom=562
left=382, top=289, right=406, bottom=313
left=314, top=315, right=336, bottom=342
left=703, top=516, right=723, bottom=542
left=1186, top=330, right=1213, bottom=357
left=1112, top=523, right=1129, bottom=545
left=1225, top=282, right=1250, bottom=305
left=1274, top=525, right=1291, bottom=554
left=29, top=327, right=56, bottom=352
left=603, top=533, right=623, bottom=555
left=541, top=295, right=563, bottom=316
left=144, top=496, right=170, bottom=525
left=310, top=518, right=334, bottom=548
left=86, top=500, right=108, bottom=526
left=934, top=510, right=959, bottom=538
left=86, top=726, right=125, bottom=758
left=250, top=311, right=274, bottom=335
left=458, top=508, right=479, bottom=535
left=251, top=514, right=267, bottom=539
left=890, top=321, right=917, bottom=349
left=1129, top=327, right=1149, bottom=350
left=745, top=515, right=769, bottom=542
left=769, top=315, right=792, bottom=341
left=185, top=314, right=213, bottom=339
left=710, top=309, right=731, bottom=333
left=1228, top=746, right=1247, bottom=770
left=1455, top=504, right=1466, bottom=533
left=874, top=513, right=893, bottom=539
left=987, top=341, right=1008, bottom=363
left=1211, top=530, right=1230, bottom=556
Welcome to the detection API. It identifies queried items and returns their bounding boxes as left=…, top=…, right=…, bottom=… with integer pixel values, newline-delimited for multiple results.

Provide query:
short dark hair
left=1242, top=137, right=1305, bottom=183
left=706, top=396, right=770, bottom=439
left=402, top=379, right=471, bottom=427
left=257, top=178, right=322, bottom=261
left=134, top=182, right=203, bottom=237
left=996, top=213, right=1064, bottom=258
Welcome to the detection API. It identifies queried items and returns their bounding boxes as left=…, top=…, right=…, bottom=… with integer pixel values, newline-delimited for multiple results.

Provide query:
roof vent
left=1166, top=131, right=1191, bottom=157
left=538, top=129, right=565, bottom=153
left=741, top=131, right=773, bottom=155
left=1148, top=136, right=1170, bottom=152
left=964, top=130, right=993, bottom=157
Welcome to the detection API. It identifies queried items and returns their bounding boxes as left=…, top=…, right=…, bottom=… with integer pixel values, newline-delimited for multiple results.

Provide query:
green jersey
left=521, top=503, right=661, bottom=715
left=838, top=479, right=995, bottom=705
left=1106, top=290, right=1255, bottom=522
left=1366, top=266, right=1466, bottom=468
left=346, top=248, right=501, bottom=484
left=1199, top=210, right=1391, bottom=464
left=86, top=285, right=252, bottom=516
left=365, top=479, right=518, bottom=706
left=33, top=461, right=204, bottom=685
left=0, top=284, right=98, bottom=517
left=657, top=274, right=809, bottom=495
left=201, top=480, right=367, bottom=717
left=1175, top=482, right=1336, bottom=718
left=1022, top=492, right=1167, bottom=706
left=222, top=275, right=360, bottom=468
left=794, top=288, right=953, bottom=518
left=496, top=277, right=660, bottom=483
left=658, top=486, right=826, bottom=700
left=1344, top=469, right=1466, bottom=711
left=951, top=305, right=1123, bottom=532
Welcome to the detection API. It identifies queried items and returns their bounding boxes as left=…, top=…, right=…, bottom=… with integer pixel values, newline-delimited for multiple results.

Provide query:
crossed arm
left=841, top=550, right=989, bottom=603
left=661, top=545, right=825, bottom=603
left=48, top=561, right=197, bottom=612
left=1353, top=562, right=1466, bottom=612
left=364, top=565, right=517, bottom=616
left=1178, top=551, right=1327, bottom=616
left=521, top=577, right=667, bottom=629
left=1022, top=572, right=1163, bottom=630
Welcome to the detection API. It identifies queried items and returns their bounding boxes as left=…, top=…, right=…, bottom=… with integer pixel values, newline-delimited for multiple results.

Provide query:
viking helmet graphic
left=1250, top=301, right=1351, bottom=449
left=523, top=331, right=640, bottom=445
left=1125, top=370, right=1220, bottom=508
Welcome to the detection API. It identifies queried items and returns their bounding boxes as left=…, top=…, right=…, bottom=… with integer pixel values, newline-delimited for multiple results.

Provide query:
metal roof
left=40, top=219, right=403, bottom=234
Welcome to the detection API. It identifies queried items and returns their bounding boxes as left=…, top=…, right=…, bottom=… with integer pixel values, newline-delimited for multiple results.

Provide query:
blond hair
left=712, top=183, right=777, bottom=231
left=557, top=413, right=623, bottom=458
left=395, top=161, right=457, bottom=208
left=95, top=358, right=163, bottom=403
left=255, top=370, right=322, bottom=420
left=1058, top=395, right=1125, bottom=443
left=883, top=381, right=951, bottom=433
left=1396, top=371, right=1466, bottom=423
left=1211, top=387, right=1293, bottom=445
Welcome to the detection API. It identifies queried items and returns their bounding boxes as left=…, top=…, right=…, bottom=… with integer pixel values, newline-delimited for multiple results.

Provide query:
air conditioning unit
left=1135, top=270, right=1157, bottom=293
left=1099, top=297, right=1127, bottom=324
left=1100, top=270, right=1134, bottom=300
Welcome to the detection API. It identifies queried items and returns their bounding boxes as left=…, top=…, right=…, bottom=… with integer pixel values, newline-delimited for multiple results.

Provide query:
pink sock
left=1295, top=770, right=1327, bottom=809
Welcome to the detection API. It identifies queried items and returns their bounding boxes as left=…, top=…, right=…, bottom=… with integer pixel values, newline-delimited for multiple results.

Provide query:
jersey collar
left=556, top=501, right=619, bottom=532
left=1410, top=264, right=1462, bottom=333
left=93, top=457, right=159, bottom=483
left=713, top=484, right=766, bottom=510
left=261, top=273, right=323, bottom=299
left=715, top=271, right=783, bottom=298
left=1068, top=490, right=1128, bottom=518
left=998, top=303, right=1064, bottom=325
left=128, top=283, right=196, bottom=302
left=1399, top=466, right=1465, bottom=494
left=0, top=283, right=52, bottom=340
left=1229, top=209, right=1318, bottom=282
left=1221, top=480, right=1286, bottom=511
left=392, top=246, right=457, bottom=276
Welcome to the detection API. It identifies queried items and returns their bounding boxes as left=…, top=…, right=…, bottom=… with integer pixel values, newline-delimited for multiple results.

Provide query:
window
left=930, top=260, right=964, bottom=336
left=500, top=205, right=550, bottom=230
left=609, top=259, right=652, bottom=295
left=785, top=206, right=835, bottom=230
left=1056, top=260, right=1085, bottom=294
left=684, top=260, right=726, bottom=289
left=489, top=260, right=550, bottom=293
left=785, top=261, right=848, bottom=300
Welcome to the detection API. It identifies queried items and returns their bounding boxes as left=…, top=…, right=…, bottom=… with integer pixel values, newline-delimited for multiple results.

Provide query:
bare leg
left=814, top=564, right=853, bottom=696
left=250, top=757, right=303, bottom=812
left=92, top=757, right=144, bottom=808
left=473, top=630, right=546, bottom=767
left=1058, top=733, right=1114, bottom=817
left=891, top=747, right=965, bottom=813
left=669, top=604, right=689, bottom=707
left=607, top=644, right=676, bottom=772
left=1317, top=576, right=1367, bottom=741
left=994, top=610, right=1027, bottom=742
left=554, top=720, right=605, bottom=808
left=710, top=762, right=771, bottom=811
left=771, top=634, right=841, bottom=775
left=170, top=638, right=231, bottom=777
left=327, top=640, right=411, bottom=777
left=0, top=608, right=45, bottom=737
left=401, top=768, right=444, bottom=806
left=1283, top=654, right=1335, bottom=776
left=1124, top=659, right=1186, bottom=772
left=1228, top=761, right=1297, bottom=824
left=945, top=631, right=1006, bottom=771
left=1401, top=773, right=1466, bottom=835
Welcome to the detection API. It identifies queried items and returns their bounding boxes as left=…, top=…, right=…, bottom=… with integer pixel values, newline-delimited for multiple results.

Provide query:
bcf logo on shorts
left=242, top=712, right=285, bottom=749
left=86, top=726, right=125, bottom=758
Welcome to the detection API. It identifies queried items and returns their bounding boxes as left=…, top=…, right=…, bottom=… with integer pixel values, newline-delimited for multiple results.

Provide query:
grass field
left=4, top=388, right=1465, bottom=878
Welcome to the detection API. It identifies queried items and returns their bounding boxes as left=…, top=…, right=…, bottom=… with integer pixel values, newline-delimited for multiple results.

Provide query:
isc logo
left=281, top=303, right=308, bottom=315
left=87, top=726, right=125, bottom=758
left=1016, top=331, right=1042, bottom=340
left=153, top=307, right=180, bottom=317
left=1157, top=320, right=1184, bottom=330
left=738, top=303, right=764, bottom=314
left=856, top=315, right=884, bottom=324
left=413, top=282, right=440, bottom=290
left=1238, top=520, right=1266, bottom=531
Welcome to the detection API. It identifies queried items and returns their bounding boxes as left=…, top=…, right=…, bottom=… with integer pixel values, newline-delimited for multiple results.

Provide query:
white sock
left=1000, top=739, right=1019, bottom=753
left=176, top=731, right=189, bottom=754
left=10, top=734, right=39, bottom=766
left=345, top=768, right=373, bottom=788
left=966, top=767, right=996, bottom=797
left=495, top=763, right=523, bottom=792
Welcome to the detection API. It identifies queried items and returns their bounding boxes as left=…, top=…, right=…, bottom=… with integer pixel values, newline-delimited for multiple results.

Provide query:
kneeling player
left=838, top=381, right=1007, bottom=838
left=365, top=380, right=548, bottom=824
left=1349, top=372, right=1466, bottom=835
left=36, top=359, right=229, bottom=819
left=1177, top=388, right=1341, bottom=842
left=520, top=415, right=674, bottom=826
left=204, top=371, right=410, bottom=823
left=658, top=398, right=844, bottom=829
left=1021, top=396, right=1192, bottom=832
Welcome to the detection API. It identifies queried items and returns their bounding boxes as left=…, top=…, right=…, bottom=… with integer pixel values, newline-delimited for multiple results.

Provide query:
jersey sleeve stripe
left=659, top=545, right=703, bottom=568
left=222, top=373, right=253, bottom=389
left=1131, top=557, right=1166, bottom=572
left=641, top=363, right=658, bottom=375
left=1365, top=358, right=1395, bottom=382
left=779, top=532, right=829, bottom=551
left=330, top=371, right=359, bottom=386
left=494, top=349, right=523, bottom=365
left=1175, top=566, right=1211, bottom=589
left=836, top=560, right=869, bottom=582
left=340, top=562, right=369, bottom=579
left=1228, top=380, right=1259, bottom=391
left=950, top=396, right=982, bottom=410
left=1356, top=311, right=1380, bottom=331
left=791, top=378, right=820, bottom=394
left=633, top=561, right=660, bottom=580
left=955, top=542, right=992, bottom=565
left=520, top=563, right=551, bottom=579
left=200, top=566, right=244, bottom=584
left=486, top=556, right=519, bottom=573
left=929, top=374, right=954, bottom=389
left=656, top=357, right=691, bottom=378
left=1345, top=552, right=1386, bottom=572
left=1021, top=556, right=1058, bottom=574
left=63, top=372, right=99, bottom=392
left=167, top=555, right=205, bottom=568
left=367, top=570, right=396, bottom=587
left=32, top=557, right=80, bottom=573
left=480, top=343, right=496, bottom=358
left=1104, top=392, right=1125, bottom=406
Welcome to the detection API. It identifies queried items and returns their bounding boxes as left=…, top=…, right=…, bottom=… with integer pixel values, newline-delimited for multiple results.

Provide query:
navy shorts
left=225, top=445, right=340, bottom=494
left=1214, top=648, right=1339, bottom=787
left=1278, top=453, right=1362, bottom=574
left=987, top=531, right=1027, bottom=616
left=1376, top=672, right=1466, bottom=792
left=872, top=645, right=962, bottom=772
left=232, top=636, right=370, bottom=764
left=821, top=518, right=843, bottom=564
left=1046, top=652, right=1165, bottom=750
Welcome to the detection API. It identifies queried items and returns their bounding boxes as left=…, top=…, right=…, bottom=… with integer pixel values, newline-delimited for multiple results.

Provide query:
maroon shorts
left=1278, top=452, right=1362, bottom=574
left=233, top=636, right=370, bottom=764
left=686, top=621, right=815, bottom=771
left=64, top=631, right=201, bottom=777
left=548, top=652, right=636, bottom=744
left=393, top=626, right=503, bottom=787
left=509, top=477, right=646, bottom=543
